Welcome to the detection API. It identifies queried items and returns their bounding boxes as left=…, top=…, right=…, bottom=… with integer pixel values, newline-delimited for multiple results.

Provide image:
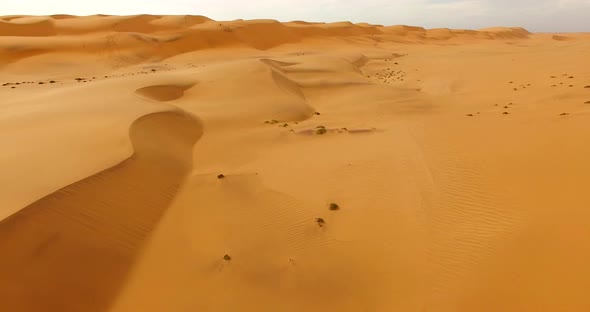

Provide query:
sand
left=1, top=15, right=590, bottom=312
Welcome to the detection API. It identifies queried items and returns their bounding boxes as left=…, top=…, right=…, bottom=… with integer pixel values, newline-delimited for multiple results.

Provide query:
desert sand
left=1, top=14, right=590, bottom=312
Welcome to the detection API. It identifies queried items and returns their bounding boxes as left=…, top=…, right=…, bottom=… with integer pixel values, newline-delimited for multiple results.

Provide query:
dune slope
left=0, top=111, right=202, bottom=312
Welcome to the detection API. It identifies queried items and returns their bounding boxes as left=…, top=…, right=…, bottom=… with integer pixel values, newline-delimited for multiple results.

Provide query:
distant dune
left=0, top=15, right=534, bottom=66
left=1, top=14, right=590, bottom=312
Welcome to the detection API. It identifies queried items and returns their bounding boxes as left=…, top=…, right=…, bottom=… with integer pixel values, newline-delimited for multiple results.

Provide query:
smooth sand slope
left=0, top=111, right=202, bottom=311
left=1, top=15, right=590, bottom=312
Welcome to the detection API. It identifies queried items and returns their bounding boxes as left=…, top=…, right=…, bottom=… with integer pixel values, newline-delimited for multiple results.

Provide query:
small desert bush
left=315, top=128, right=327, bottom=135
left=315, top=218, right=325, bottom=227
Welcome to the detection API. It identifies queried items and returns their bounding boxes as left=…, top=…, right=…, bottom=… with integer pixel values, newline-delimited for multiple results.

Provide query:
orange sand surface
left=1, top=14, right=590, bottom=312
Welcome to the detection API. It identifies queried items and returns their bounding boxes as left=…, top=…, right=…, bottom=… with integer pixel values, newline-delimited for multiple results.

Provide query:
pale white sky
left=2, top=0, right=589, bottom=31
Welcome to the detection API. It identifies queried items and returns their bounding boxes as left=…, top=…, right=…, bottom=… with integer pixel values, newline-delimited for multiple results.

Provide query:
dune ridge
left=0, top=110, right=202, bottom=312
left=0, top=15, right=534, bottom=66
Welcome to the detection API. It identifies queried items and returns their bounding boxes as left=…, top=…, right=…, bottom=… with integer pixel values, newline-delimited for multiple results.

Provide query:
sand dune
left=1, top=14, right=590, bottom=312
left=552, top=34, right=574, bottom=41
left=0, top=16, right=537, bottom=67
left=0, top=18, right=56, bottom=36
left=0, top=110, right=202, bottom=312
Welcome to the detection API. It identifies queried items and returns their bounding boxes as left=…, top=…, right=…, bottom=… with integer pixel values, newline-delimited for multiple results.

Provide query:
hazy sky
left=2, top=0, right=589, bottom=31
